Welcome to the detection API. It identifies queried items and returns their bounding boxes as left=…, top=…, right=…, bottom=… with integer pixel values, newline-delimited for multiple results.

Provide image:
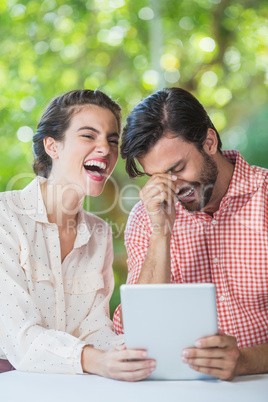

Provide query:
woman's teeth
left=84, top=160, right=107, bottom=170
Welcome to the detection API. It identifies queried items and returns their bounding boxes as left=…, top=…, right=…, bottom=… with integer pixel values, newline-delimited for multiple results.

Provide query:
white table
left=1, top=371, right=267, bottom=402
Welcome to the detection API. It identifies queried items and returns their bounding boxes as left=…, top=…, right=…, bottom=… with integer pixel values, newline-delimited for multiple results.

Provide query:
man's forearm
left=137, top=234, right=171, bottom=284
left=237, top=343, right=268, bottom=376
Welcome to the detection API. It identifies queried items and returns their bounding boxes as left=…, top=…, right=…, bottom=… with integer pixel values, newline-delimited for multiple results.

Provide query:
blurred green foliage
left=0, top=0, right=267, bottom=315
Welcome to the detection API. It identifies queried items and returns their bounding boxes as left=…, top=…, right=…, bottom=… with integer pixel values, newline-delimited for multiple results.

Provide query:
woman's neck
left=40, top=178, right=84, bottom=228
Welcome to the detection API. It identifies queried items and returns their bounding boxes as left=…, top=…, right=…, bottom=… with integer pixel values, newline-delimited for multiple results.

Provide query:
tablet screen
left=120, top=283, right=218, bottom=380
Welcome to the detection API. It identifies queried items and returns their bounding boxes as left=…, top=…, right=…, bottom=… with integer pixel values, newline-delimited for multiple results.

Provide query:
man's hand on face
left=181, top=331, right=240, bottom=381
left=139, top=174, right=177, bottom=237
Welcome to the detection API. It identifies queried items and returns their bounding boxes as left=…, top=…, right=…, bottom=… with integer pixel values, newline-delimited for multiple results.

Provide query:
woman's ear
left=43, top=137, right=59, bottom=159
left=203, top=129, right=218, bottom=155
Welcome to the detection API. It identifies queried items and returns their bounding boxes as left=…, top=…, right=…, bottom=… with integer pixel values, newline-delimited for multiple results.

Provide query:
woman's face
left=52, top=105, right=120, bottom=197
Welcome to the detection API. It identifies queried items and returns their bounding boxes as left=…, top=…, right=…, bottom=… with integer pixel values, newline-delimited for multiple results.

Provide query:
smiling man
left=113, top=87, right=268, bottom=380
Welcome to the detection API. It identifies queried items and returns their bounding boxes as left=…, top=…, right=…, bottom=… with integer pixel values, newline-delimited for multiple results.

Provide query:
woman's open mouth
left=84, top=159, right=108, bottom=182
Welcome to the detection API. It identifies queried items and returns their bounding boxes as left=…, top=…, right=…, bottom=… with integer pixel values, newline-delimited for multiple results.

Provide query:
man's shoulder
left=252, top=164, right=268, bottom=178
left=250, top=164, right=268, bottom=191
left=128, top=200, right=148, bottom=221
left=126, top=201, right=151, bottom=232
left=227, top=150, right=268, bottom=194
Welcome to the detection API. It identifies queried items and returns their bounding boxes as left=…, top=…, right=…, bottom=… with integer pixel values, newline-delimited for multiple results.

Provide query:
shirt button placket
left=210, top=218, right=225, bottom=305
left=48, top=224, right=66, bottom=331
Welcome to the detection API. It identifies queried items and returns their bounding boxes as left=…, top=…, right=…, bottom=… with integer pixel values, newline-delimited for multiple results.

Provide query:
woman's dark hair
left=121, top=87, right=222, bottom=178
left=32, top=89, right=121, bottom=178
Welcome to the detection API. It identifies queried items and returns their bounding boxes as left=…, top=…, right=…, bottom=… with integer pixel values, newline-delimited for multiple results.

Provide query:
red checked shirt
left=113, top=151, right=268, bottom=348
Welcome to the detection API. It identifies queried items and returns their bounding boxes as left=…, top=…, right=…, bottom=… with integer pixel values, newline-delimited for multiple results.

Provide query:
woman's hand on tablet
left=82, top=345, right=156, bottom=381
left=181, top=331, right=240, bottom=381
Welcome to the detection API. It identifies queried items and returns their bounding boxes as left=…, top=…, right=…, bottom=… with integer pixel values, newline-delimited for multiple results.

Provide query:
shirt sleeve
left=113, top=204, right=151, bottom=334
left=77, top=225, right=124, bottom=350
left=0, top=217, right=89, bottom=374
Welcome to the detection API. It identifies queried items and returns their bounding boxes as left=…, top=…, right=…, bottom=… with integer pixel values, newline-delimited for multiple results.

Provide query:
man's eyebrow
left=164, top=160, right=183, bottom=173
left=145, top=160, right=183, bottom=177
left=78, top=126, right=119, bottom=137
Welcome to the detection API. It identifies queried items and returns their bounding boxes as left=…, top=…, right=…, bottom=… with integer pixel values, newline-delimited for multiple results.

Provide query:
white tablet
left=120, top=283, right=218, bottom=380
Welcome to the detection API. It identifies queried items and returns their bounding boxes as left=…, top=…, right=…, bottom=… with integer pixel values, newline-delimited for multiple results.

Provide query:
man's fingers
left=145, top=173, right=177, bottom=182
left=140, top=174, right=176, bottom=196
left=182, top=347, right=224, bottom=360
left=138, top=173, right=177, bottom=235
left=194, top=334, right=237, bottom=349
left=183, top=356, right=228, bottom=369
left=140, top=181, right=175, bottom=200
left=187, top=364, right=225, bottom=379
left=141, top=185, right=172, bottom=202
left=181, top=333, right=240, bottom=381
left=188, top=363, right=236, bottom=381
left=143, top=191, right=173, bottom=210
left=140, top=181, right=176, bottom=213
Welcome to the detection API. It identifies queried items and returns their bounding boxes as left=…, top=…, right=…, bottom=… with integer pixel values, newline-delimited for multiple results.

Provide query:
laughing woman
left=0, top=89, right=155, bottom=380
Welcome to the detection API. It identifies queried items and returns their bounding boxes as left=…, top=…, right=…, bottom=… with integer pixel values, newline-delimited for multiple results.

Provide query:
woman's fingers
left=117, top=358, right=156, bottom=375
left=101, top=348, right=156, bottom=381
left=116, top=366, right=155, bottom=382
left=115, top=349, right=148, bottom=361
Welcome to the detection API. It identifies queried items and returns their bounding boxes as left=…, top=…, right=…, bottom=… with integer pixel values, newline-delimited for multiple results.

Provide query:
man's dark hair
left=121, top=87, right=222, bottom=178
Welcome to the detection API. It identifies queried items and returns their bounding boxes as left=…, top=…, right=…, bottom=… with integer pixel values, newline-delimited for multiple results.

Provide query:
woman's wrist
left=81, top=345, right=104, bottom=375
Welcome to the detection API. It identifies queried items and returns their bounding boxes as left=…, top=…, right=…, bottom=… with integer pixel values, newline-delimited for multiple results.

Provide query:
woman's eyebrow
left=107, top=132, right=120, bottom=138
left=78, top=127, right=119, bottom=137
left=77, top=126, right=99, bottom=133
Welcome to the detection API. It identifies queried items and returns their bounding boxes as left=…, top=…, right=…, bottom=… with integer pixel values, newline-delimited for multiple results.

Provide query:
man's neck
left=203, top=152, right=235, bottom=216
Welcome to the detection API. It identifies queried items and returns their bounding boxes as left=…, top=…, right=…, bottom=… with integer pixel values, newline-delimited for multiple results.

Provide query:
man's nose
left=173, top=178, right=184, bottom=193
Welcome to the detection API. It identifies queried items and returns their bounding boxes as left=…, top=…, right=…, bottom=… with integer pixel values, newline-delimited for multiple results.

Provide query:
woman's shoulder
left=82, top=209, right=111, bottom=233
left=81, top=210, right=112, bottom=242
left=0, top=177, right=39, bottom=216
left=82, top=209, right=108, bottom=224
left=0, top=189, right=22, bottom=217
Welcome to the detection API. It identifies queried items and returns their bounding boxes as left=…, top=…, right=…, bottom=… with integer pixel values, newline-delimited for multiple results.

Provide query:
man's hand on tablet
left=181, top=331, right=240, bottom=381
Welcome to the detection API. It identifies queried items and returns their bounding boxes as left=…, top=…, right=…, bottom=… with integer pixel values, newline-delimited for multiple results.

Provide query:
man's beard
left=178, top=152, right=218, bottom=212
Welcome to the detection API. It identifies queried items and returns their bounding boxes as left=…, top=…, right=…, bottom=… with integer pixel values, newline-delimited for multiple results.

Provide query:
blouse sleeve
left=78, top=225, right=124, bottom=349
left=0, top=216, right=88, bottom=374
left=0, top=189, right=92, bottom=375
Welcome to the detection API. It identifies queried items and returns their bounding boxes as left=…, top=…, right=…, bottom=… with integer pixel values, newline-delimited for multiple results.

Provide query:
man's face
left=137, top=134, right=219, bottom=212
